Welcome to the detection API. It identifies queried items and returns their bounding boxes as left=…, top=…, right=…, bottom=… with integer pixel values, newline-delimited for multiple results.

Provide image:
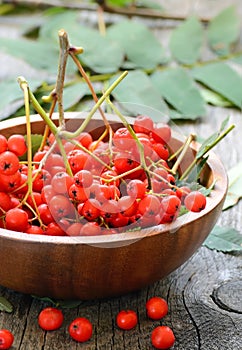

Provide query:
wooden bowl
left=0, top=112, right=227, bottom=300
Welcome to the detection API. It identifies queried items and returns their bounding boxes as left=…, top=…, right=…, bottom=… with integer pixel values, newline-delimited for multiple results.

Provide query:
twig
left=2, top=0, right=212, bottom=22
left=56, top=29, right=69, bottom=127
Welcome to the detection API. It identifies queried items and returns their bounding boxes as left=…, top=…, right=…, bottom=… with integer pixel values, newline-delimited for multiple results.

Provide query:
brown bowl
left=0, top=112, right=227, bottom=300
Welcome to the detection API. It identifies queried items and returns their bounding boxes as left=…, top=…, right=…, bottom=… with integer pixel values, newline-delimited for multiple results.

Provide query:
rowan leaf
left=0, top=296, right=13, bottom=313
left=200, top=88, right=233, bottom=107
left=151, top=68, right=206, bottom=119
left=63, top=83, right=89, bottom=110
left=169, top=16, right=204, bottom=64
left=0, top=37, right=59, bottom=73
left=191, top=62, right=242, bottom=108
left=203, top=225, right=242, bottom=252
left=110, top=70, right=169, bottom=121
left=207, top=6, right=240, bottom=55
left=107, top=20, right=166, bottom=69
left=0, top=79, right=41, bottom=120
left=223, top=161, right=242, bottom=210
left=39, top=11, right=124, bottom=73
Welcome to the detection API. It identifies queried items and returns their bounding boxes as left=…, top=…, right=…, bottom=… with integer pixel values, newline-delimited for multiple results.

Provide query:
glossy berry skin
left=133, top=115, right=154, bottom=134
left=0, top=135, right=8, bottom=154
left=151, top=326, right=175, bottom=349
left=38, top=307, right=64, bottom=331
left=116, top=310, right=138, bottom=330
left=68, top=317, right=93, bottom=343
left=7, top=134, right=27, bottom=157
left=146, top=297, right=168, bottom=320
left=5, top=208, right=29, bottom=232
left=184, top=191, right=206, bottom=212
left=0, top=329, right=14, bottom=350
left=0, top=151, right=19, bottom=176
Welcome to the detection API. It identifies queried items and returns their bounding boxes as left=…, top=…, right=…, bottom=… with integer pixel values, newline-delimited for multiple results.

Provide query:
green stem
left=105, top=97, right=152, bottom=190
left=171, top=133, right=196, bottom=174
left=180, top=124, right=235, bottom=180
left=60, top=70, right=128, bottom=139
left=18, top=77, right=59, bottom=135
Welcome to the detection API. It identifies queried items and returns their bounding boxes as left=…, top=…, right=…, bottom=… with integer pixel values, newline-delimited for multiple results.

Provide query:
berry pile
left=0, top=115, right=207, bottom=236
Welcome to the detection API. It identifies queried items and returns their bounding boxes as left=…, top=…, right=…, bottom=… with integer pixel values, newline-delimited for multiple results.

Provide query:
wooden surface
left=0, top=2, right=242, bottom=349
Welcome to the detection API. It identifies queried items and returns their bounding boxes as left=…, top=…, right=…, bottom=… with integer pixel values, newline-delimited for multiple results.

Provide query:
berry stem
left=60, top=70, right=128, bottom=139
left=171, top=133, right=196, bottom=174
left=68, top=42, right=112, bottom=134
left=17, top=77, right=59, bottom=135
left=18, top=78, right=33, bottom=195
left=105, top=97, right=152, bottom=190
left=180, top=124, right=235, bottom=180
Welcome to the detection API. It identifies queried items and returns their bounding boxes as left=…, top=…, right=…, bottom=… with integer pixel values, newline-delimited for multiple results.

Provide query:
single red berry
left=51, top=171, right=74, bottom=194
left=113, top=127, right=136, bottom=150
left=81, top=199, right=101, bottom=221
left=75, top=132, right=93, bottom=148
left=161, top=195, right=181, bottom=215
left=5, top=208, right=29, bottom=232
left=151, top=326, right=175, bottom=349
left=80, top=221, right=101, bottom=236
left=116, top=310, right=138, bottom=330
left=127, top=179, right=146, bottom=199
left=138, top=194, right=161, bottom=217
left=153, top=142, right=169, bottom=160
left=133, top=115, right=154, bottom=134
left=38, top=307, right=64, bottom=331
left=0, top=172, right=21, bottom=192
left=0, top=151, right=19, bottom=176
left=0, top=329, right=14, bottom=350
left=45, top=222, right=66, bottom=236
left=26, top=225, right=44, bottom=235
left=69, top=183, right=90, bottom=203
left=184, top=191, right=207, bottom=212
left=66, top=222, right=83, bottom=236
left=49, top=194, right=73, bottom=218
left=7, top=134, right=27, bottom=157
left=0, top=192, right=12, bottom=214
left=146, top=297, right=168, bottom=320
left=152, top=123, right=171, bottom=144
left=68, top=317, right=92, bottom=343
left=74, top=169, right=93, bottom=188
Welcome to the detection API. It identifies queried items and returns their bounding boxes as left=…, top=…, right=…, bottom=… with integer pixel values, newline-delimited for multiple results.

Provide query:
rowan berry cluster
left=0, top=115, right=206, bottom=236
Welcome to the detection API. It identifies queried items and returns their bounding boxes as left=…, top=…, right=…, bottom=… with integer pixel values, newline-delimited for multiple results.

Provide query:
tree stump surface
left=0, top=1, right=242, bottom=349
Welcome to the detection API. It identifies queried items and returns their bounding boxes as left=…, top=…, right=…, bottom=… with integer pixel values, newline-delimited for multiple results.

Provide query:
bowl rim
left=0, top=112, right=228, bottom=246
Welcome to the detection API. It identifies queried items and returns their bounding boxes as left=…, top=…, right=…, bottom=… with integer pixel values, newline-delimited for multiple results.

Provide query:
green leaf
left=0, top=79, right=41, bottom=120
left=0, top=37, right=59, bottom=73
left=39, top=11, right=124, bottom=73
left=32, top=295, right=82, bottom=308
left=151, top=68, right=206, bottom=119
left=20, top=134, right=43, bottom=161
left=195, top=116, right=229, bottom=159
left=203, top=225, right=242, bottom=252
left=169, top=16, right=204, bottom=64
left=63, top=83, right=89, bottom=110
left=223, top=161, right=242, bottom=210
left=107, top=20, right=166, bottom=69
left=0, top=296, right=13, bottom=313
left=207, top=6, right=240, bottom=55
left=192, top=62, right=242, bottom=108
left=110, top=70, right=169, bottom=121
left=200, top=88, right=233, bottom=107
